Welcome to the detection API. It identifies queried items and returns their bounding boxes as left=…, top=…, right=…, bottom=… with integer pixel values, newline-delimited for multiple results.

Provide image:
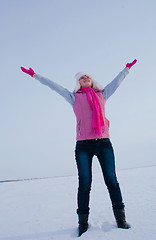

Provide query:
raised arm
left=21, top=67, right=75, bottom=107
left=103, top=59, right=137, bottom=101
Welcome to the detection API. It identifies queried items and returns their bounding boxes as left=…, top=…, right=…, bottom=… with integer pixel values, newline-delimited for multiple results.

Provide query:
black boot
left=113, top=208, right=131, bottom=229
left=78, top=214, right=89, bottom=237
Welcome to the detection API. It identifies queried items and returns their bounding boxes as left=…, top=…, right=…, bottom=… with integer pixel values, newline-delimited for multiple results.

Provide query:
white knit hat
left=74, top=71, right=104, bottom=92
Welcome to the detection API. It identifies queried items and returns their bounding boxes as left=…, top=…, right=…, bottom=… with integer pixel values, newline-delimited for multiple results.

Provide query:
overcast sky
left=1, top=0, right=156, bottom=180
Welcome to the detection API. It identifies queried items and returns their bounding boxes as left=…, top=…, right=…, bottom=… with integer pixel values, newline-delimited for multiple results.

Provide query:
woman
left=21, top=59, right=137, bottom=237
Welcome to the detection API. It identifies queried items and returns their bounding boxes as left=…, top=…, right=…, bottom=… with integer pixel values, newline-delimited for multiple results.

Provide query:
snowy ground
left=0, top=166, right=156, bottom=240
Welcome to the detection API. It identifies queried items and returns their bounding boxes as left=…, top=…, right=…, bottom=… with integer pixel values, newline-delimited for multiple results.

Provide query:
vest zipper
left=78, top=120, right=81, bottom=136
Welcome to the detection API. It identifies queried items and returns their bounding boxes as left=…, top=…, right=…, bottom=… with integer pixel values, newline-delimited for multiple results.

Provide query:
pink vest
left=73, top=91, right=110, bottom=141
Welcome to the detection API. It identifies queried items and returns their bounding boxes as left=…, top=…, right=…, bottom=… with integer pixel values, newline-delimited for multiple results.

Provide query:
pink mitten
left=126, top=59, right=137, bottom=69
left=21, top=67, right=36, bottom=77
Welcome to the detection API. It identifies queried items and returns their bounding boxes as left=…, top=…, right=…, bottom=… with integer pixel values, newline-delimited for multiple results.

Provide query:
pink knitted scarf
left=79, top=87, right=105, bottom=135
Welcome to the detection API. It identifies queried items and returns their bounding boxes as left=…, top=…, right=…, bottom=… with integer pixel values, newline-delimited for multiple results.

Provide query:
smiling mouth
left=84, top=81, right=90, bottom=84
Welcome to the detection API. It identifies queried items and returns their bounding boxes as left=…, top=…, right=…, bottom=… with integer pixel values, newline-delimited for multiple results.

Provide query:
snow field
left=0, top=166, right=156, bottom=240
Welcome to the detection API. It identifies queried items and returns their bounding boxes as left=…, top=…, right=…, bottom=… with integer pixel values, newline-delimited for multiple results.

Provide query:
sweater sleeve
left=103, top=68, right=129, bottom=101
left=35, top=75, right=75, bottom=107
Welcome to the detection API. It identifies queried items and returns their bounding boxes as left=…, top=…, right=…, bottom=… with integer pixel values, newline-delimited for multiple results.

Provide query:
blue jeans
left=75, top=138, right=125, bottom=215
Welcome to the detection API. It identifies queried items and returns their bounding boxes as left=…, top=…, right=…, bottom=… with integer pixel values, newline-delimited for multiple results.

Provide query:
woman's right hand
left=21, top=67, right=36, bottom=77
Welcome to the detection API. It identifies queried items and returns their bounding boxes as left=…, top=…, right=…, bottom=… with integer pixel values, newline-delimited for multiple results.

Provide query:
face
left=79, top=75, right=92, bottom=88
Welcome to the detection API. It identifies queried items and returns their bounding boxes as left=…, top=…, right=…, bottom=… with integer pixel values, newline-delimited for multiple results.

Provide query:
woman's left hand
left=126, top=59, right=137, bottom=70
